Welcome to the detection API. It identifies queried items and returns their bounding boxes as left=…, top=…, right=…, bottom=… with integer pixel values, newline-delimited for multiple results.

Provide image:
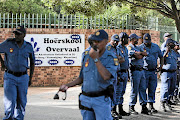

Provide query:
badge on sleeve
left=166, top=54, right=168, bottom=57
left=128, top=46, right=131, bottom=50
left=85, top=58, right=89, bottom=67
left=121, top=50, right=124, bottom=54
left=85, top=51, right=88, bottom=55
left=107, top=46, right=111, bottom=51
left=10, top=48, right=13, bottom=53
left=114, top=58, right=119, bottom=66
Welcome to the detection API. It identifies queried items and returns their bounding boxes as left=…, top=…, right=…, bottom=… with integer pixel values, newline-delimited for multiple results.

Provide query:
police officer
left=128, top=33, right=149, bottom=115
left=160, top=38, right=177, bottom=112
left=116, top=32, right=130, bottom=116
left=174, top=42, right=180, bottom=102
left=59, top=30, right=119, bottom=120
left=140, top=33, right=163, bottom=113
left=0, top=26, right=35, bottom=120
left=161, top=33, right=172, bottom=50
left=106, top=34, right=124, bottom=119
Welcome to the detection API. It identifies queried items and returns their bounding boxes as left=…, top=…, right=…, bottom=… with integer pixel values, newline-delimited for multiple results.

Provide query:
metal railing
left=0, top=13, right=179, bottom=41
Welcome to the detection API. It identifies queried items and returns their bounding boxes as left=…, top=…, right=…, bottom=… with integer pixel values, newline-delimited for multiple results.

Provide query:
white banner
left=25, top=34, right=85, bottom=66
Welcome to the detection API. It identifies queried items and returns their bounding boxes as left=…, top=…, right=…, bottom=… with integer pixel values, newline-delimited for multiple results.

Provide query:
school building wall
left=0, top=28, right=160, bottom=87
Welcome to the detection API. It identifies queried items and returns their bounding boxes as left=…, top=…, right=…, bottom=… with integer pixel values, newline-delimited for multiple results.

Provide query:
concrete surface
left=1, top=80, right=180, bottom=120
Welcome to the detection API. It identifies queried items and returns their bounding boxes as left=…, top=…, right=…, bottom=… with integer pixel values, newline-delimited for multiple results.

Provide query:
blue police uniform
left=140, top=43, right=163, bottom=103
left=79, top=47, right=119, bottom=120
left=106, top=42, right=123, bottom=106
left=116, top=44, right=129, bottom=105
left=0, top=39, right=35, bottom=120
left=160, top=47, right=177, bottom=102
left=175, top=51, right=180, bottom=97
left=128, top=43, right=147, bottom=106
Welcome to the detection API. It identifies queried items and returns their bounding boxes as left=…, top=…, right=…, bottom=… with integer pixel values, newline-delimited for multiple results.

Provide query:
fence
left=0, top=13, right=179, bottom=42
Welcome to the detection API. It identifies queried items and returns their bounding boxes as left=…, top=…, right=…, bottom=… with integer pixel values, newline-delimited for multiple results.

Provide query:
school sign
left=25, top=34, right=85, bottom=66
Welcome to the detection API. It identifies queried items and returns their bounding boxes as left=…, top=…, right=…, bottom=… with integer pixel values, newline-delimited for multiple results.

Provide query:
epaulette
left=6, top=38, right=14, bottom=41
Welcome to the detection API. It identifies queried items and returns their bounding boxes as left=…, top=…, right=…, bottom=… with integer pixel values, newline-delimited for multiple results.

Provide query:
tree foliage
left=0, top=0, right=56, bottom=14
left=105, top=0, right=180, bottom=33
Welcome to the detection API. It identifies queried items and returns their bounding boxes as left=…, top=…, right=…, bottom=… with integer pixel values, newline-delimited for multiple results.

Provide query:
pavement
left=1, top=80, right=180, bottom=120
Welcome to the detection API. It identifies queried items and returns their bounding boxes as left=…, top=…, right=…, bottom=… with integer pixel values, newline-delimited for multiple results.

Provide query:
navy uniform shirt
left=140, top=43, right=163, bottom=70
left=127, top=43, right=144, bottom=69
left=161, top=48, right=177, bottom=70
left=0, top=38, right=35, bottom=72
left=117, top=44, right=129, bottom=70
left=79, top=47, right=119, bottom=93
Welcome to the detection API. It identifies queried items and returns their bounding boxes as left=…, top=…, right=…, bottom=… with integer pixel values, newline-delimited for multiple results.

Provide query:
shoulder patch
left=128, top=46, right=131, bottom=50
left=114, top=58, right=119, bottom=66
left=85, top=51, right=89, bottom=55
left=107, top=46, right=111, bottom=51
left=166, top=54, right=168, bottom=57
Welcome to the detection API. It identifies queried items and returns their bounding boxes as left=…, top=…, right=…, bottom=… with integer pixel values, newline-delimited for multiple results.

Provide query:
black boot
left=149, top=102, right=158, bottom=113
left=118, top=104, right=130, bottom=116
left=141, top=104, right=150, bottom=115
left=166, top=101, right=173, bottom=111
left=129, top=105, right=138, bottom=115
left=111, top=105, right=122, bottom=120
left=160, top=101, right=167, bottom=112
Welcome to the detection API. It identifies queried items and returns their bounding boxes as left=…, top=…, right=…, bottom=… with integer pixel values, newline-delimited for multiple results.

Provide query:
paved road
left=1, top=81, right=180, bottom=120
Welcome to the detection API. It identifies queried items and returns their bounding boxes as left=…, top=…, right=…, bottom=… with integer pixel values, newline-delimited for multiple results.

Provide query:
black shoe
left=141, top=104, right=150, bottom=115
left=118, top=105, right=130, bottom=116
left=111, top=111, right=122, bottom=120
left=149, top=103, right=158, bottom=113
left=112, top=105, right=122, bottom=119
left=129, top=105, right=138, bottom=115
left=161, top=102, right=167, bottom=112
left=166, top=102, right=173, bottom=111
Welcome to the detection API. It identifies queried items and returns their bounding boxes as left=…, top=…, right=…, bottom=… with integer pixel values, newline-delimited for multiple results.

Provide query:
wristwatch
left=94, top=58, right=99, bottom=63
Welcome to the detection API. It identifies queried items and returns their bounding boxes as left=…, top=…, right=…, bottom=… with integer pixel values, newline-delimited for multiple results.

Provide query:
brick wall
left=0, top=28, right=160, bottom=86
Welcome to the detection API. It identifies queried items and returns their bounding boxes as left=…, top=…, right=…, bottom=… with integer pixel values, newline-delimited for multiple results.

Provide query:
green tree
left=0, top=0, right=55, bottom=14
left=101, top=0, right=180, bottom=33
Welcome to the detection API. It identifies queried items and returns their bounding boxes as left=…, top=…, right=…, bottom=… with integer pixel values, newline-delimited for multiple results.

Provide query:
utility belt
left=161, top=69, right=176, bottom=73
left=130, top=66, right=143, bottom=72
left=5, top=69, right=27, bottom=77
left=79, top=85, right=114, bottom=111
left=120, top=69, right=128, bottom=73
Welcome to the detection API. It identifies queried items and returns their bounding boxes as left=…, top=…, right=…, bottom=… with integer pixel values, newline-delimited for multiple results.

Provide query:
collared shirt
left=79, top=47, right=119, bottom=93
left=140, top=43, right=163, bottom=70
left=0, top=38, right=35, bottom=72
left=117, top=44, right=129, bottom=70
left=161, top=48, right=177, bottom=70
left=106, top=43, right=124, bottom=71
left=127, top=43, right=144, bottom=68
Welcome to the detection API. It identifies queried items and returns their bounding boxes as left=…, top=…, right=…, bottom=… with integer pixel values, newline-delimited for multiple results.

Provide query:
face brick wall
left=0, top=28, right=160, bottom=86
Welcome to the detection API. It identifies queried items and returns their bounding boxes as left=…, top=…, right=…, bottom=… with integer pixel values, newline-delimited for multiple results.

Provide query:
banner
left=25, top=34, right=85, bottom=66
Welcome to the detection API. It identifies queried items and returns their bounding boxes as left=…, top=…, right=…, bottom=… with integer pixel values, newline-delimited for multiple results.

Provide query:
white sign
left=25, top=34, right=85, bottom=66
